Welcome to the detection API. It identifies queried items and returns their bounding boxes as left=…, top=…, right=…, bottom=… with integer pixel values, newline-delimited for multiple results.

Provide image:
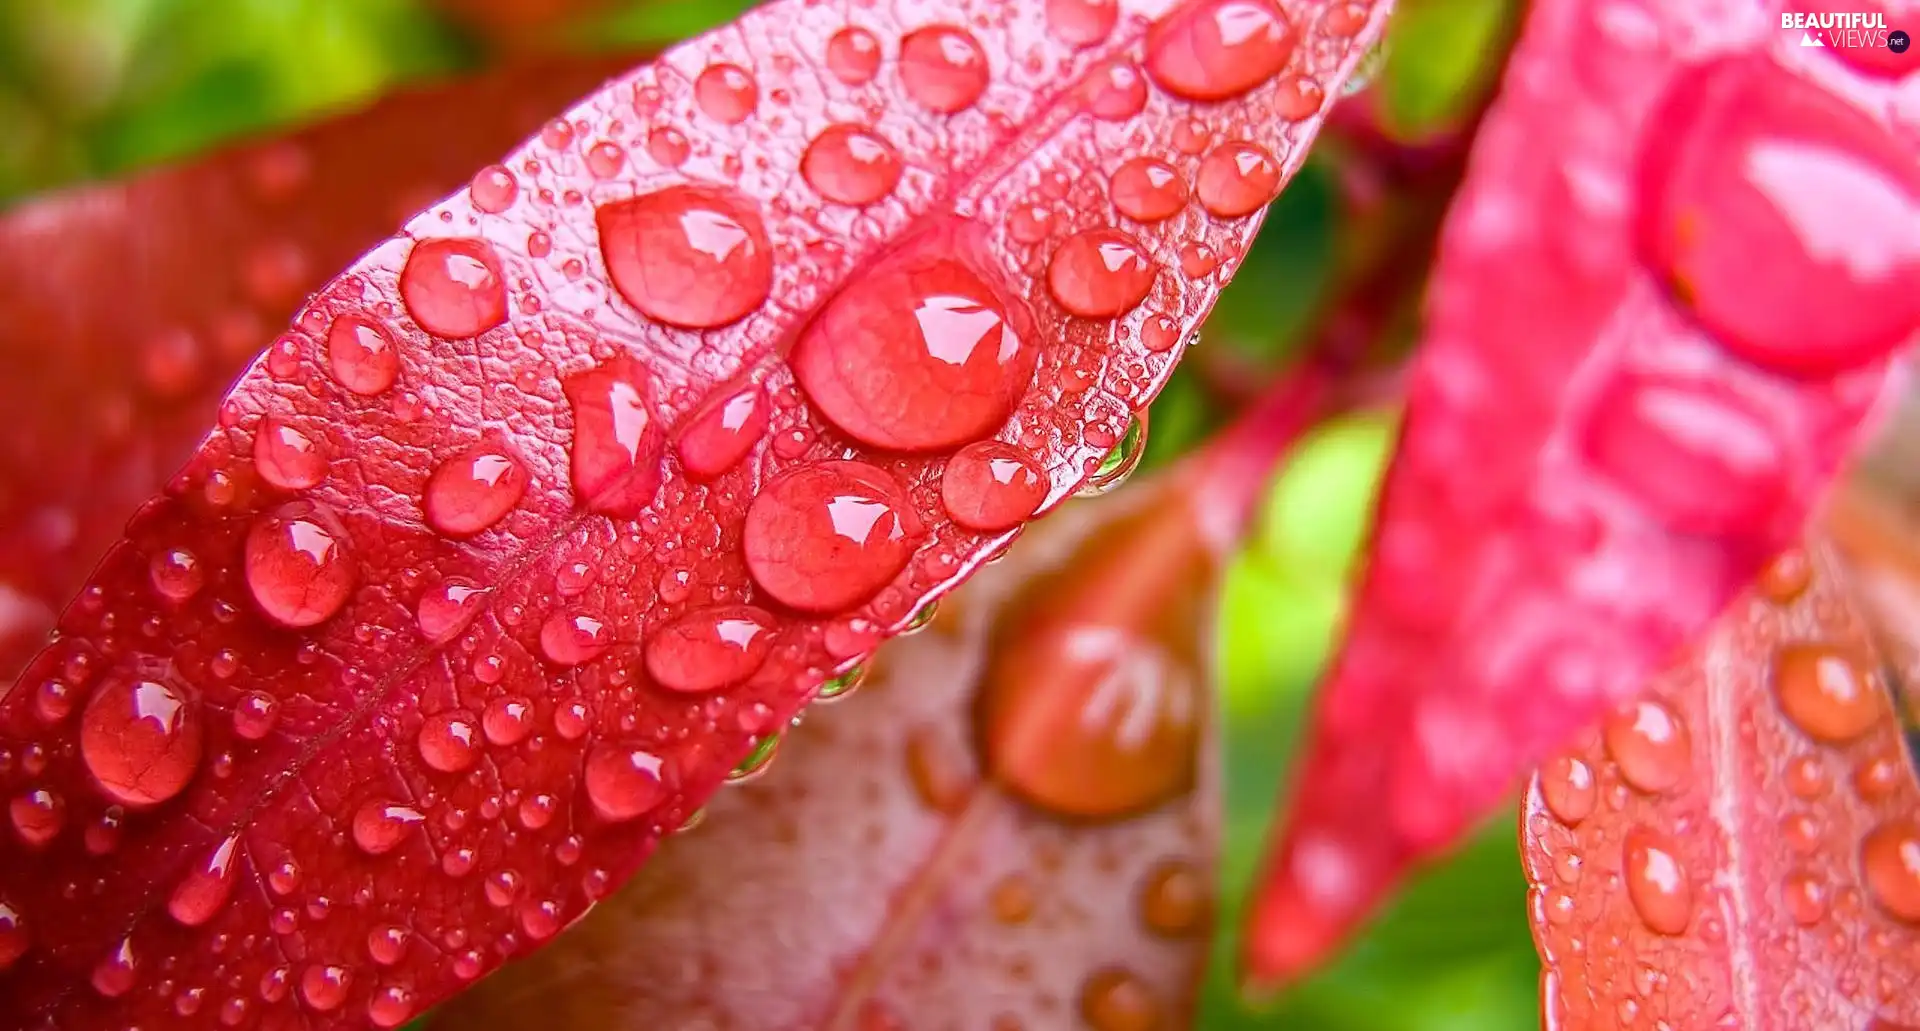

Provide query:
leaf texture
left=1245, top=0, right=1920, bottom=982
left=0, top=1, right=1388, bottom=1026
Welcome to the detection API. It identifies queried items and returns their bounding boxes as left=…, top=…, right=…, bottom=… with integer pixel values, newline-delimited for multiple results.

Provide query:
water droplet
left=1048, top=229, right=1155, bottom=317
left=1079, top=967, right=1162, bottom=1031
left=597, top=185, right=772, bottom=329
left=744, top=461, right=920, bottom=613
left=694, top=64, right=757, bottom=124
left=1639, top=56, right=1920, bottom=376
left=1141, top=313, right=1180, bottom=352
left=586, top=140, right=627, bottom=179
left=584, top=744, right=668, bottom=821
left=1623, top=826, right=1692, bottom=935
left=325, top=315, right=399, bottom=396
left=418, top=710, right=481, bottom=773
left=352, top=800, right=424, bottom=856
left=425, top=444, right=528, bottom=536
left=676, top=386, right=767, bottom=481
left=485, top=868, right=523, bottom=907
left=169, top=834, right=240, bottom=926
left=1047, top=0, right=1119, bottom=45
left=793, top=252, right=1035, bottom=451
left=81, top=673, right=203, bottom=807
left=1862, top=819, right=1920, bottom=922
left=989, top=873, right=1035, bottom=924
left=899, top=25, right=989, bottom=113
left=300, top=964, right=351, bottom=1011
left=564, top=357, right=664, bottom=517
left=1784, top=870, right=1829, bottom=926
left=1110, top=158, right=1187, bottom=223
left=1603, top=699, right=1690, bottom=795
left=483, top=696, right=534, bottom=746
left=368, top=925, right=409, bottom=966
left=253, top=418, right=327, bottom=490
left=0, top=901, right=26, bottom=970
left=1585, top=372, right=1784, bottom=536
left=471, top=165, right=518, bottom=213
left=1196, top=141, right=1280, bottom=218
left=826, top=26, right=883, bottom=83
left=645, top=605, right=776, bottom=693
left=905, top=728, right=976, bottom=813
left=942, top=441, right=1047, bottom=532
left=417, top=578, right=487, bottom=642
left=540, top=611, right=611, bottom=666
left=245, top=501, right=355, bottom=627
left=802, top=124, right=903, bottom=206
left=819, top=663, right=868, bottom=700
left=1539, top=755, right=1597, bottom=824
left=1081, top=413, right=1147, bottom=494
left=399, top=237, right=508, bottom=339
left=729, top=734, right=782, bottom=782
left=92, top=938, right=138, bottom=997
left=1774, top=644, right=1881, bottom=744
left=646, top=127, right=690, bottom=167
left=1083, top=61, right=1147, bottom=120
left=368, top=984, right=415, bottom=1028
left=1145, top=0, right=1296, bottom=102
left=1139, top=859, right=1209, bottom=937
left=149, top=547, right=205, bottom=602
left=1758, top=548, right=1813, bottom=604
left=540, top=118, right=575, bottom=150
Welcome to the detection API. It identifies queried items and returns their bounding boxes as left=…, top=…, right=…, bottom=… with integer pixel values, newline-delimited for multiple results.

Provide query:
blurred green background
left=0, top=0, right=1533, bottom=1026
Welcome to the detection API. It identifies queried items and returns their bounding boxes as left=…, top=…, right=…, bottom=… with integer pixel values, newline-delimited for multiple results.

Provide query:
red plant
left=1, top=0, right=1916, bottom=1029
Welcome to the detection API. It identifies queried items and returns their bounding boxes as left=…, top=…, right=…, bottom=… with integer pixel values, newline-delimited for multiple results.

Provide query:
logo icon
left=1801, top=30, right=1826, bottom=45
left=1892, top=28, right=1912, bottom=52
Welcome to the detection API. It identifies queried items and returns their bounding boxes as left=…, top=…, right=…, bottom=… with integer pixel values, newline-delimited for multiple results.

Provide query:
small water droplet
left=485, top=868, right=524, bottom=908
left=367, top=925, right=409, bottom=966
left=1774, top=644, right=1881, bottom=744
left=1047, top=0, right=1119, bottom=45
left=1048, top=229, right=1155, bottom=317
left=169, top=834, right=241, bottom=926
left=1272, top=74, right=1326, bottom=119
left=1196, top=141, right=1280, bottom=218
left=826, top=26, right=883, bottom=83
left=253, top=419, right=327, bottom=491
left=81, top=672, right=203, bottom=807
left=564, top=357, right=665, bottom=517
left=0, top=901, right=29, bottom=970
left=399, top=237, right=508, bottom=339
left=471, top=165, right=518, bottom=213
left=1623, top=826, right=1692, bottom=935
left=596, top=185, right=772, bottom=328
left=744, top=461, right=920, bottom=613
left=541, top=611, right=611, bottom=666
left=149, top=548, right=205, bottom=602
left=1862, top=819, right=1920, bottom=922
left=645, top=605, right=776, bottom=693
left=368, top=984, right=415, bottom=1028
left=325, top=315, right=399, bottom=396
left=300, top=964, right=351, bottom=1011
left=1540, top=755, right=1597, bottom=824
left=352, top=800, right=424, bottom=856
left=417, top=578, right=487, bottom=642
left=676, top=386, right=768, bottom=481
left=728, top=733, right=782, bottom=782
left=1604, top=699, right=1690, bottom=795
left=584, top=745, right=668, bottom=821
left=418, top=710, right=481, bottom=773
left=802, top=124, right=903, bottom=206
left=424, top=444, right=528, bottom=536
left=899, top=25, right=990, bottom=112
left=1110, top=158, right=1187, bottom=223
left=245, top=501, right=356, bottom=627
left=1139, top=859, right=1209, bottom=937
left=942, top=441, right=1047, bottom=532
left=484, top=696, right=535, bottom=746
left=695, top=64, right=758, bottom=124
left=1079, top=967, right=1162, bottom=1031
left=1083, top=61, right=1148, bottom=120
left=646, top=127, right=690, bottom=167
left=1758, top=548, right=1813, bottom=604
left=92, top=938, right=138, bottom=997
left=1783, top=870, right=1829, bottom=926
left=1145, top=0, right=1296, bottom=102
left=586, top=140, right=627, bottom=179
left=1081, top=413, right=1147, bottom=494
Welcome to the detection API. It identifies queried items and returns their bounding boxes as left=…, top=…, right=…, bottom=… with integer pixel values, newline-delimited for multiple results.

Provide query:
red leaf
left=0, top=2, right=1387, bottom=1026
left=0, top=56, right=637, bottom=683
left=1244, top=0, right=1920, bottom=984
left=1522, top=532, right=1920, bottom=1030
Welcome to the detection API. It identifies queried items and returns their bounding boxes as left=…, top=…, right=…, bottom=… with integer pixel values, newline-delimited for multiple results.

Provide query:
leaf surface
left=1245, top=0, right=1920, bottom=982
left=0, top=1, right=1388, bottom=1026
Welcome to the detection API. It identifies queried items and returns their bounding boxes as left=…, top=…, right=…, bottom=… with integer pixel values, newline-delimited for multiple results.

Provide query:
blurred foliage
left=0, top=0, right=1531, bottom=1026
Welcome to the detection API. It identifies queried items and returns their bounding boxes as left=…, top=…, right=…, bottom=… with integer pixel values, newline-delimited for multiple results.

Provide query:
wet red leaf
left=1244, top=0, right=1920, bottom=982
left=0, top=1, right=1387, bottom=1026
left=1522, top=531, right=1920, bottom=1031
left=0, top=56, right=636, bottom=684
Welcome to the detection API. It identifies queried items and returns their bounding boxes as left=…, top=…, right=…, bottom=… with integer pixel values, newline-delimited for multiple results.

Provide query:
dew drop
left=1196, top=141, right=1280, bottom=218
left=424, top=444, right=528, bottom=536
left=540, top=611, right=611, bottom=666
left=1047, top=0, right=1119, bottom=45
left=418, top=710, right=481, bottom=773
left=899, top=25, right=990, bottom=113
left=352, top=800, right=424, bottom=856
left=485, top=868, right=523, bottom=907
left=1603, top=699, right=1690, bottom=795
left=729, top=733, right=782, bottom=782
left=1862, top=819, right=1920, bottom=923
left=646, top=127, right=690, bottom=167
left=1145, top=0, right=1296, bottom=102
left=1110, top=158, right=1188, bottom=223
left=564, top=357, right=665, bottom=517
left=91, top=938, right=138, bottom=997
left=1774, top=644, right=1881, bottom=744
left=253, top=418, right=327, bottom=490
left=1272, top=74, right=1326, bottom=119
left=905, top=728, right=976, bottom=813
left=1081, top=413, right=1147, bottom=495
left=326, top=315, right=400, bottom=396
left=1784, top=870, right=1829, bottom=926
left=416, top=578, right=487, bottom=642
left=1623, top=826, right=1693, bottom=935
left=826, top=26, right=883, bottom=83
left=368, top=984, right=415, bottom=1028
left=1585, top=372, right=1784, bottom=536
left=169, top=834, right=241, bottom=926
left=299, top=964, right=351, bottom=1012
left=676, top=386, right=768, bottom=481
left=149, top=548, right=205, bottom=602
left=1083, top=61, right=1148, bottom=120
left=802, top=124, right=903, bottom=206
left=484, top=696, right=535, bottom=746
left=793, top=252, right=1035, bottom=451
left=81, top=672, right=203, bottom=807
left=1139, top=859, right=1209, bottom=937
left=399, top=237, right=508, bottom=339
left=0, top=901, right=23, bottom=970
left=1141, top=313, right=1180, bottom=352
left=470, top=165, right=518, bottom=213
left=367, top=926, right=409, bottom=966
left=596, top=185, right=772, bottom=328
left=1079, top=967, right=1162, bottom=1031
left=942, top=442, right=1047, bottom=532
left=1048, top=229, right=1156, bottom=318
left=645, top=605, right=777, bottom=693
left=245, top=501, right=356, bottom=627
left=584, top=744, right=668, bottom=821
left=1758, top=548, right=1813, bottom=604
left=694, top=64, right=758, bottom=124
left=586, top=140, right=626, bottom=179
left=743, top=461, right=920, bottom=613
left=1540, top=755, right=1597, bottom=825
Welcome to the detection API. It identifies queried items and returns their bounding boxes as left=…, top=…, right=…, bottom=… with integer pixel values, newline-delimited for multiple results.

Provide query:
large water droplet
left=1139, top=859, right=1209, bottom=937
left=424, top=444, right=528, bottom=536
left=1637, top=55, right=1920, bottom=376
left=245, top=501, right=356, bottom=627
left=1863, top=819, right=1920, bottom=923
left=1774, top=644, right=1882, bottom=744
left=1196, top=141, right=1280, bottom=218
left=399, top=237, right=508, bottom=339
left=1145, top=0, right=1296, bottom=102
left=694, top=64, right=758, bottom=124
left=1603, top=699, right=1690, bottom=794
left=584, top=745, right=668, bottom=821
left=1047, top=0, right=1119, bottom=45
left=645, top=605, right=777, bottom=693
left=595, top=185, right=773, bottom=329
left=149, top=547, right=205, bottom=602
left=793, top=252, right=1035, bottom=451
left=676, top=386, right=767, bottom=481
left=81, top=672, right=203, bottom=807
left=367, top=925, right=410, bottom=966
left=1110, top=158, right=1188, bottom=223
left=368, top=984, right=416, bottom=1028
left=169, top=834, right=241, bottom=926
left=9, top=790, right=62, bottom=846
left=825, top=26, right=882, bottom=84
left=743, top=461, right=920, bottom=613
left=418, top=710, right=481, bottom=773
left=483, top=696, right=534, bottom=746
left=352, top=800, right=424, bottom=856
left=1048, top=229, right=1156, bottom=317
left=802, top=124, right=903, bottom=206
left=1539, top=755, right=1596, bottom=825
left=1623, top=826, right=1692, bottom=935
left=941, top=441, right=1047, bottom=532
left=899, top=26, right=990, bottom=113
left=416, top=578, right=487, bottom=643
left=300, top=964, right=351, bottom=1012
left=1585, top=373, right=1784, bottom=536
left=470, top=165, right=518, bottom=214
left=254, top=419, right=327, bottom=490
left=1079, top=967, right=1162, bottom=1031
left=325, top=315, right=399, bottom=396
left=540, top=611, right=611, bottom=666
left=91, top=938, right=138, bottom=997
left=0, top=901, right=26, bottom=971
left=564, top=357, right=664, bottom=517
